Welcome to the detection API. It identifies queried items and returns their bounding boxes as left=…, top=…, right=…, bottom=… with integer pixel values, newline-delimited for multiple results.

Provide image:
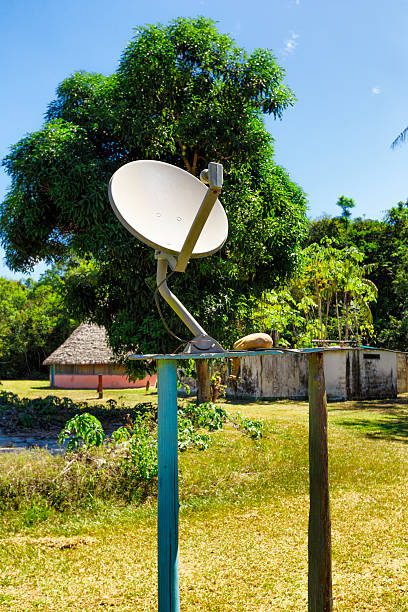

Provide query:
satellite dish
left=108, top=160, right=228, bottom=259
left=108, top=160, right=228, bottom=354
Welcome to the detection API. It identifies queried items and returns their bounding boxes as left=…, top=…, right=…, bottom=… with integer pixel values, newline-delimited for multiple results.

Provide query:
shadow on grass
left=221, top=397, right=308, bottom=407
left=329, top=395, right=408, bottom=413
left=336, top=411, right=408, bottom=443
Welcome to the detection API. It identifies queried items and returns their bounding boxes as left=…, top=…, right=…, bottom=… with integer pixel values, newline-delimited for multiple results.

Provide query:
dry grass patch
left=4, top=534, right=97, bottom=549
left=1, top=488, right=407, bottom=610
left=0, top=394, right=407, bottom=610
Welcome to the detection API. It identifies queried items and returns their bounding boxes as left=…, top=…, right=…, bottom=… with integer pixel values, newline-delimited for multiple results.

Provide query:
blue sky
left=1, top=0, right=408, bottom=280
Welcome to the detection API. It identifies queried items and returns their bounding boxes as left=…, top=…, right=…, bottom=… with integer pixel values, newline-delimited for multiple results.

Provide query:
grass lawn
left=0, top=383, right=408, bottom=610
left=0, top=379, right=157, bottom=405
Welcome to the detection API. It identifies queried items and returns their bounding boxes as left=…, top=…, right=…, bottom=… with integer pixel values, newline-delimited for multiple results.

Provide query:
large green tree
left=1, top=18, right=307, bottom=370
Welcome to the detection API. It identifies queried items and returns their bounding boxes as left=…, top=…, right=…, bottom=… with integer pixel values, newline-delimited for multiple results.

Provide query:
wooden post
left=157, top=359, right=180, bottom=612
left=308, top=352, right=332, bottom=612
left=98, top=374, right=103, bottom=399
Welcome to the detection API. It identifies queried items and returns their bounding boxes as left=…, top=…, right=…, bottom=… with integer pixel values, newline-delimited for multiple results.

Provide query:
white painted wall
left=226, top=349, right=398, bottom=401
left=358, top=350, right=397, bottom=399
left=322, top=351, right=347, bottom=400
left=228, top=353, right=308, bottom=399
left=397, top=353, right=408, bottom=393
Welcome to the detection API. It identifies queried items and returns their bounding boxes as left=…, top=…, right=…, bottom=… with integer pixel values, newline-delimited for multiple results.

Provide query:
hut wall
left=51, top=373, right=156, bottom=390
left=228, top=353, right=309, bottom=400
left=397, top=353, right=408, bottom=394
left=344, top=350, right=397, bottom=399
left=226, top=349, right=398, bottom=401
left=321, top=351, right=348, bottom=400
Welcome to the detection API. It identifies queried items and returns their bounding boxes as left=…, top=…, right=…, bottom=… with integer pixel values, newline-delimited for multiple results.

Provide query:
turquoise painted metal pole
left=157, top=359, right=180, bottom=612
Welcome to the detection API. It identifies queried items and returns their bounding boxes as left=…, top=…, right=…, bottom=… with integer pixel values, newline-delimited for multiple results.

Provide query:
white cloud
left=283, top=32, right=300, bottom=54
left=372, top=87, right=381, bottom=95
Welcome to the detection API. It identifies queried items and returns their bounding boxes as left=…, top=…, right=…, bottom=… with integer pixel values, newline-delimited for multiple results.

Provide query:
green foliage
left=180, top=401, right=227, bottom=432
left=336, top=195, right=355, bottom=221
left=17, top=497, right=54, bottom=528
left=1, top=17, right=307, bottom=367
left=0, top=391, right=156, bottom=444
left=0, top=392, right=269, bottom=516
left=0, top=268, right=76, bottom=378
left=0, top=446, right=153, bottom=513
left=232, top=412, right=265, bottom=439
left=111, top=415, right=158, bottom=481
left=308, top=200, right=408, bottom=350
left=177, top=402, right=227, bottom=451
left=177, top=416, right=211, bottom=451
left=255, top=240, right=377, bottom=346
left=58, top=413, right=105, bottom=451
left=176, top=358, right=196, bottom=395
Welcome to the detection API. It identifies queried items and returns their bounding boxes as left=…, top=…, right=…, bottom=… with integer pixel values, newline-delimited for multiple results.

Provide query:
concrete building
left=397, top=352, right=408, bottom=393
left=43, top=323, right=156, bottom=389
left=228, top=347, right=403, bottom=401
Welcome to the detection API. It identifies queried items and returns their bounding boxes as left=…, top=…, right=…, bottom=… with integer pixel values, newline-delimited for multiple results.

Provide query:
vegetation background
left=1, top=197, right=407, bottom=379
left=0, top=17, right=407, bottom=379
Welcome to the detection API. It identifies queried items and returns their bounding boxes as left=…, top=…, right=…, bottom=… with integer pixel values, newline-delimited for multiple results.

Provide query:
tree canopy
left=1, top=17, right=308, bottom=363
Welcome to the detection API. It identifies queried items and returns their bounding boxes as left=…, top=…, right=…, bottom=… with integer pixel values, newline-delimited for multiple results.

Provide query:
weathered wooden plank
left=98, top=374, right=103, bottom=399
left=157, top=359, right=180, bottom=612
left=308, top=351, right=332, bottom=612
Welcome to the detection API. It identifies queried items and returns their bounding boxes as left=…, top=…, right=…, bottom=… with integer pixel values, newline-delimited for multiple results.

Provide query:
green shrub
left=0, top=402, right=266, bottom=517
left=111, top=415, right=158, bottom=482
left=232, top=412, right=265, bottom=440
left=180, top=402, right=227, bottom=432
left=177, top=416, right=211, bottom=451
left=58, top=413, right=106, bottom=451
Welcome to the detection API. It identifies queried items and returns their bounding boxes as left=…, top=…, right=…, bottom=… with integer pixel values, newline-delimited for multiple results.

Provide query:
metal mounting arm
left=156, top=254, right=205, bottom=337
left=156, top=252, right=225, bottom=353
left=173, top=162, right=223, bottom=273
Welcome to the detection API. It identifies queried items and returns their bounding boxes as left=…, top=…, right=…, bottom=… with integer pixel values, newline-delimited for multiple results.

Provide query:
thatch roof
left=43, top=323, right=116, bottom=366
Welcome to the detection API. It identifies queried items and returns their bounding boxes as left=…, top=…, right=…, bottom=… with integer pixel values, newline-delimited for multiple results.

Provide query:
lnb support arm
left=173, top=162, right=223, bottom=273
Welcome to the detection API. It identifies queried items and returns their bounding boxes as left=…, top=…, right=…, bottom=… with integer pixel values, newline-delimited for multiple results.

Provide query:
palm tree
left=336, top=196, right=356, bottom=340
left=336, top=195, right=355, bottom=248
left=391, top=127, right=408, bottom=149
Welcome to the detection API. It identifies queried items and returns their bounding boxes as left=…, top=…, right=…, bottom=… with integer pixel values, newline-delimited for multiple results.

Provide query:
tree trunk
left=335, top=292, right=341, bottom=342
left=324, top=297, right=330, bottom=343
left=344, top=292, right=350, bottom=341
left=318, top=295, right=323, bottom=341
left=196, top=359, right=211, bottom=403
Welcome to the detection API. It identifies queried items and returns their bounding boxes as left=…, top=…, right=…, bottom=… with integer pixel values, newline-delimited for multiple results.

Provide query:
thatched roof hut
left=43, top=323, right=114, bottom=366
left=43, top=323, right=155, bottom=390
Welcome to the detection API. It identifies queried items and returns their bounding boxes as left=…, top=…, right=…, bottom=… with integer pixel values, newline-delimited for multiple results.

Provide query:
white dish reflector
left=108, top=160, right=228, bottom=257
